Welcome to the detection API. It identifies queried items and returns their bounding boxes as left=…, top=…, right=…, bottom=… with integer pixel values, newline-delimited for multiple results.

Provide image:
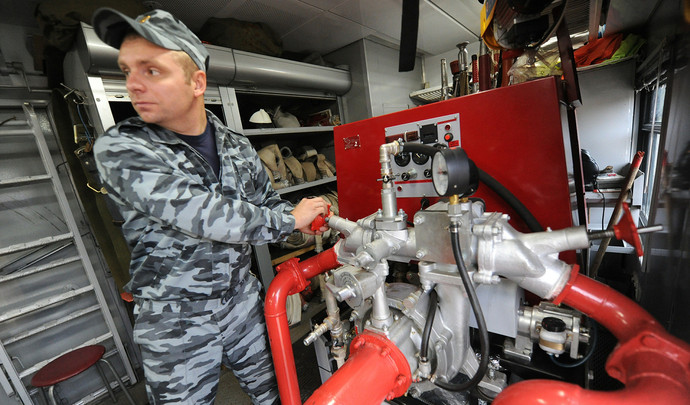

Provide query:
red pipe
left=478, top=52, right=492, bottom=91
left=305, top=331, right=412, bottom=405
left=494, top=268, right=690, bottom=405
left=493, top=376, right=687, bottom=404
left=264, top=247, right=340, bottom=405
left=554, top=268, right=664, bottom=342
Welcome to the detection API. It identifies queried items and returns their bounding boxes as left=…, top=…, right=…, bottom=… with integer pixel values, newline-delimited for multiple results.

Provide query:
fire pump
left=264, top=77, right=690, bottom=404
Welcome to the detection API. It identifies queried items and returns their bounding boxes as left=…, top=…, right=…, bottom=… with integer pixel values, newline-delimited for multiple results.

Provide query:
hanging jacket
left=94, top=110, right=295, bottom=301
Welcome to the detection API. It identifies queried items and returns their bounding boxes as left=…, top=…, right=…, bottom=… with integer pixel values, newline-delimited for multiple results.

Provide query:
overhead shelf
left=409, top=86, right=444, bottom=104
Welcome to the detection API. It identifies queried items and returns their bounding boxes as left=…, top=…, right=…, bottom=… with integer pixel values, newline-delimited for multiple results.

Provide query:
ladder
left=0, top=100, right=136, bottom=404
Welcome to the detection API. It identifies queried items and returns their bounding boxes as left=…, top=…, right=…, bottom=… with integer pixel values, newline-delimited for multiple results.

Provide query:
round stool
left=31, top=345, right=135, bottom=405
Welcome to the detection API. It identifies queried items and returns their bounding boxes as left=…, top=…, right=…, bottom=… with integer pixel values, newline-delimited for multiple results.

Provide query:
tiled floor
left=99, top=297, right=326, bottom=404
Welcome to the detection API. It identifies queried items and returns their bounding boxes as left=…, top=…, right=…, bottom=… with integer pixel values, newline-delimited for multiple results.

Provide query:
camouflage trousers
left=133, top=276, right=279, bottom=404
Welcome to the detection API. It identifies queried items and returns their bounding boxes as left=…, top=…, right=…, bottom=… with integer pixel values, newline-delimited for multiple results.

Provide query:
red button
left=444, top=133, right=454, bottom=142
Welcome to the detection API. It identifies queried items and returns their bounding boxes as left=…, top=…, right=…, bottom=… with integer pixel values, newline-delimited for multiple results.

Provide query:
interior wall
left=423, top=41, right=480, bottom=89
left=363, top=39, right=424, bottom=116
left=0, top=23, right=48, bottom=88
left=576, top=59, right=636, bottom=173
left=326, top=40, right=371, bottom=123
left=639, top=0, right=684, bottom=52
left=326, top=38, right=424, bottom=122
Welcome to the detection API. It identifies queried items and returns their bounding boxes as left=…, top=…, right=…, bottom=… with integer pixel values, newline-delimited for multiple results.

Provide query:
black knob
left=542, top=317, right=566, bottom=333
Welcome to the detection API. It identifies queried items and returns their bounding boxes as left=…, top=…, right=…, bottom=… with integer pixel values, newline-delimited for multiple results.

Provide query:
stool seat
left=32, top=345, right=105, bottom=387
left=30, top=345, right=134, bottom=405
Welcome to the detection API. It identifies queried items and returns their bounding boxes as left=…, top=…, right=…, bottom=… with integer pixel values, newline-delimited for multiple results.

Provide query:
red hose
left=494, top=268, right=690, bottom=405
left=305, top=331, right=412, bottom=405
left=264, top=248, right=340, bottom=405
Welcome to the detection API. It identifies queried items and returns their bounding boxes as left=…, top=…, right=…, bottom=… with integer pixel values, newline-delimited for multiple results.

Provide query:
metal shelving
left=244, top=126, right=336, bottom=137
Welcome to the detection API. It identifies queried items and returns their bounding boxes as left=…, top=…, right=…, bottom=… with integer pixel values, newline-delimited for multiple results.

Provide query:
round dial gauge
left=431, top=148, right=478, bottom=197
left=432, top=152, right=450, bottom=196
left=394, top=152, right=411, bottom=167
left=411, top=152, right=429, bottom=165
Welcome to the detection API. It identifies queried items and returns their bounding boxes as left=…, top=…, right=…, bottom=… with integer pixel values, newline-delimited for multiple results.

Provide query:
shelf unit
left=244, top=126, right=336, bottom=136
left=277, top=176, right=337, bottom=196
left=226, top=88, right=341, bottom=289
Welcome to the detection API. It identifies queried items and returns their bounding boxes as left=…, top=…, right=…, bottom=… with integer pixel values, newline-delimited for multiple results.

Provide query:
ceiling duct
left=75, top=23, right=352, bottom=96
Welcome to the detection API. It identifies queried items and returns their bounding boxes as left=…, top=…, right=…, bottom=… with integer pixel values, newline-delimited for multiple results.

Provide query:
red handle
left=613, top=203, right=643, bottom=256
left=310, top=204, right=331, bottom=231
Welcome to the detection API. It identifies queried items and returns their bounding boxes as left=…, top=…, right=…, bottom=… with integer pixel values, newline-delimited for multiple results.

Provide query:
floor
left=97, top=296, right=326, bottom=405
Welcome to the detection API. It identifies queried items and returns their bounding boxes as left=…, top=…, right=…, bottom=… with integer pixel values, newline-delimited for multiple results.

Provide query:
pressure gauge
left=411, top=152, right=429, bottom=165
left=431, top=148, right=478, bottom=197
left=394, top=152, right=411, bottom=167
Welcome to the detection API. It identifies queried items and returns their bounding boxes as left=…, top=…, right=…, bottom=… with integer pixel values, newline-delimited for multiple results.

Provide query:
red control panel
left=334, top=76, right=574, bottom=234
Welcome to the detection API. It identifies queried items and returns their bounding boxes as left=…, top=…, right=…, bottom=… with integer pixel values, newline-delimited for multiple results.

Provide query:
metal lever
left=588, top=203, right=662, bottom=256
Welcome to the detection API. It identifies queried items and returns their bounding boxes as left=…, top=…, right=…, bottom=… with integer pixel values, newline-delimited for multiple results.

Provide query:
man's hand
left=291, top=197, right=331, bottom=235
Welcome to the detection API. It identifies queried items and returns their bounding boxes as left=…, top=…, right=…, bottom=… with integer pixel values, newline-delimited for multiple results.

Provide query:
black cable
left=434, top=223, right=489, bottom=392
left=477, top=168, right=543, bottom=232
left=420, top=289, right=438, bottom=362
left=0, top=116, right=16, bottom=127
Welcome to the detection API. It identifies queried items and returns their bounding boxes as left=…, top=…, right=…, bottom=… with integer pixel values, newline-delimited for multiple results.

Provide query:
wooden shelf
left=271, top=245, right=316, bottom=266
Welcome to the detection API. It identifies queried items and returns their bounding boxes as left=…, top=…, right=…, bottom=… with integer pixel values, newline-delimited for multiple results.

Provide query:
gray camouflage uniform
left=94, top=110, right=294, bottom=404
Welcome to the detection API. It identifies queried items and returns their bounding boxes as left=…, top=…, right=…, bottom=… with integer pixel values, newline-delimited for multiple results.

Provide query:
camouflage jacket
left=94, top=111, right=295, bottom=301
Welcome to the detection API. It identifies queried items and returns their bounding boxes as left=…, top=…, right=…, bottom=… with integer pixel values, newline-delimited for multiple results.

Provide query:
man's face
left=118, top=37, right=197, bottom=129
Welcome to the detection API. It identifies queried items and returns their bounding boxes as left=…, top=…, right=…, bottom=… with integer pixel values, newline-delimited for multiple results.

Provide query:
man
left=91, top=8, right=330, bottom=404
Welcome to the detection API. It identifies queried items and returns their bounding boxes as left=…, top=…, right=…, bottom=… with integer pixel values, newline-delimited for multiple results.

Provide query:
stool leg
left=94, top=361, right=118, bottom=402
left=46, top=385, right=58, bottom=405
left=99, top=358, right=136, bottom=405
left=38, top=386, right=54, bottom=405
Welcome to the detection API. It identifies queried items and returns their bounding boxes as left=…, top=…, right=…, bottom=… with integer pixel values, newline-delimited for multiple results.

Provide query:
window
left=636, top=42, right=670, bottom=225
left=639, top=82, right=666, bottom=222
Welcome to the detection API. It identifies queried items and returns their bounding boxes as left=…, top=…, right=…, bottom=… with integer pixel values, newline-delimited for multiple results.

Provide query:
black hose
left=434, top=223, right=490, bottom=392
left=401, top=142, right=439, bottom=156
left=472, top=386, right=498, bottom=403
left=477, top=168, right=543, bottom=232
left=420, top=289, right=438, bottom=362
left=399, top=142, right=542, bottom=233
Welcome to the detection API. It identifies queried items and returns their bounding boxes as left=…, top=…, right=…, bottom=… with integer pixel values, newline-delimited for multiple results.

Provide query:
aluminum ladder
left=0, top=100, right=136, bottom=404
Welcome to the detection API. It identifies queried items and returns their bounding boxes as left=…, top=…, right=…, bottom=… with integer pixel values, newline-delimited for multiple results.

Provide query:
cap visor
left=93, top=7, right=145, bottom=49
